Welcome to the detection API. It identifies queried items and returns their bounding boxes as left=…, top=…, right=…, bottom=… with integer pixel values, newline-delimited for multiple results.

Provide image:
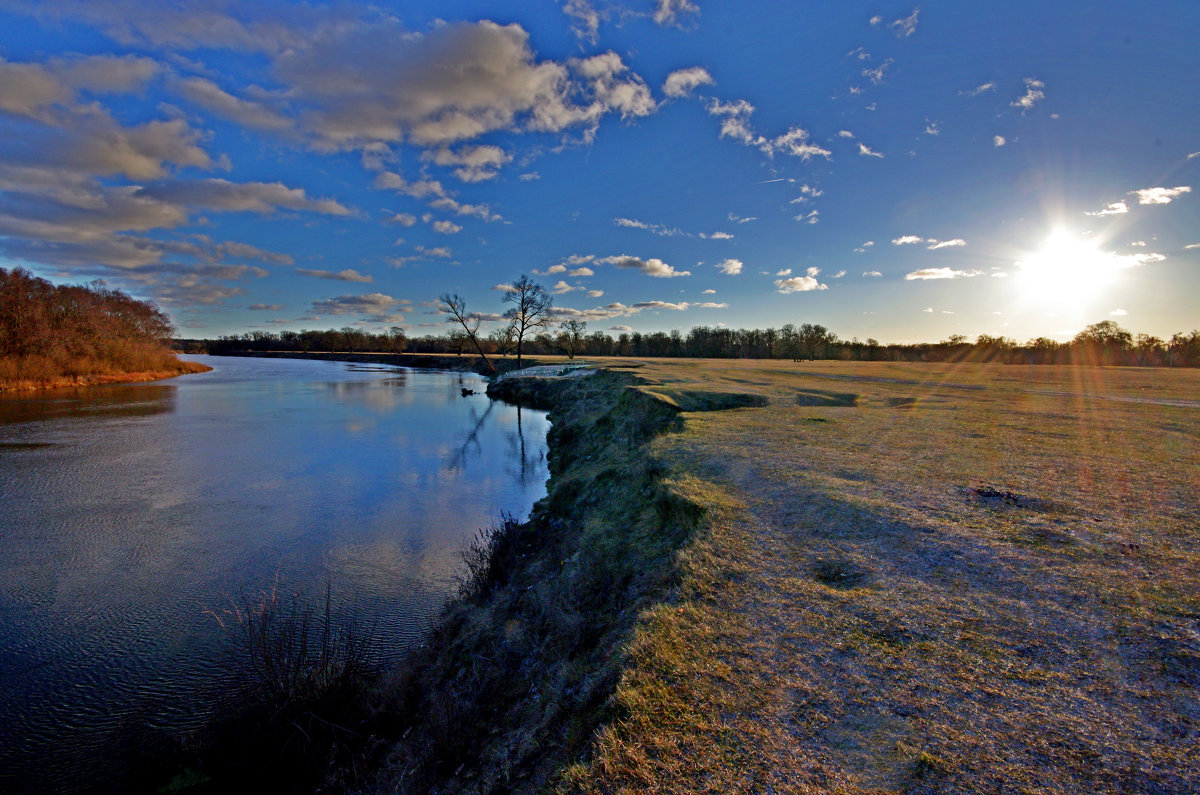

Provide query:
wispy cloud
left=614, top=217, right=685, bottom=236
left=699, top=231, right=734, bottom=240
left=892, top=235, right=925, bottom=245
left=890, top=8, right=920, bottom=37
left=862, top=270, right=883, bottom=277
left=853, top=241, right=875, bottom=253
left=993, top=135, right=1006, bottom=147
left=1085, top=200, right=1128, bottom=216
left=904, top=267, right=984, bottom=280
left=960, top=81, right=996, bottom=97
left=296, top=267, right=373, bottom=283
left=858, top=142, right=883, bottom=158
left=926, top=238, right=966, bottom=250
left=653, top=0, right=700, bottom=28
left=706, top=98, right=832, bottom=161
left=1011, top=78, right=1045, bottom=112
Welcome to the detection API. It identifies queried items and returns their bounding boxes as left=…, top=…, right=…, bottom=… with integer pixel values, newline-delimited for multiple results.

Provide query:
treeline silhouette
left=0, top=267, right=203, bottom=388
left=194, top=319, right=1200, bottom=367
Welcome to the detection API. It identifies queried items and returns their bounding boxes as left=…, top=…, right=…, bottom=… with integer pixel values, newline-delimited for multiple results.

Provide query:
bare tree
left=438, top=292, right=495, bottom=373
left=557, top=319, right=587, bottom=359
left=502, top=275, right=553, bottom=368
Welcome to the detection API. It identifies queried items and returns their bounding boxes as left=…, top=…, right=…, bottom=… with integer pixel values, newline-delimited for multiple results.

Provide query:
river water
left=0, top=355, right=550, bottom=793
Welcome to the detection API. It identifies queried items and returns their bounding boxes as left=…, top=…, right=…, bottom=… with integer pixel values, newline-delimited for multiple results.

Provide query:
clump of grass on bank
left=172, top=580, right=381, bottom=793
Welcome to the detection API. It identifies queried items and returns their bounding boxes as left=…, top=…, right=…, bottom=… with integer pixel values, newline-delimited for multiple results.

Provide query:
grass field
left=558, top=359, right=1200, bottom=794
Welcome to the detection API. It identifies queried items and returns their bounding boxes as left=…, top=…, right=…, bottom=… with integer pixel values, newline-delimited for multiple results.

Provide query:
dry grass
left=564, top=359, right=1200, bottom=794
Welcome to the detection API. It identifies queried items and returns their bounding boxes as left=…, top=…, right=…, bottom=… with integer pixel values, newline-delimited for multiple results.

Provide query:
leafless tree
left=502, top=275, right=553, bottom=368
left=438, top=292, right=495, bottom=373
left=557, top=319, right=587, bottom=359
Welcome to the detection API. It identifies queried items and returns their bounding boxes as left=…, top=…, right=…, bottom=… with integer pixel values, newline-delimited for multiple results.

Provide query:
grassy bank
left=335, top=368, right=705, bottom=792
left=559, top=359, right=1199, bottom=793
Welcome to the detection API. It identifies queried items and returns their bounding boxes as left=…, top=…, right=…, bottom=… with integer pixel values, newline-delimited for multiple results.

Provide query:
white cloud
left=1132, top=186, right=1191, bottom=205
left=774, top=275, right=828, bottom=293
left=863, top=270, right=883, bottom=277
left=387, top=212, right=417, bottom=226
left=728, top=212, right=756, bottom=224
left=853, top=241, right=875, bottom=253
left=837, top=129, right=856, bottom=139
left=1110, top=308, right=1127, bottom=316
left=562, top=0, right=602, bottom=44
left=551, top=280, right=582, bottom=294
left=862, top=60, right=893, bottom=85
left=1130, top=240, right=1146, bottom=247
left=600, top=254, right=690, bottom=277
left=1085, top=200, right=1128, bottom=217
left=615, top=217, right=685, bottom=236
left=492, top=283, right=519, bottom=292
left=702, top=288, right=716, bottom=294
left=586, top=289, right=604, bottom=298
left=1184, top=243, right=1200, bottom=250
left=961, top=81, right=996, bottom=97
left=610, top=325, right=633, bottom=331
left=633, top=300, right=690, bottom=311
left=890, top=8, right=920, bottom=37
left=428, top=197, right=502, bottom=222
left=519, top=171, right=540, bottom=181
left=570, top=267, right=594, bottom=277
left=927, top=238, right=966, bottom=250
left=1011, top=78, right=1045, bottom=112
left=892, top=235, right=925, bottom=245
left=696, top=302, right=728, bottom=309
left=1188, top=152, right=1200, bottom=160
left=423, top=145, right=512, bottom=182
left=296, top=267, right=373, bottom=283
left=653, top=0, right=700, bottom=27
left=795, top=209, right=819, bottom=224
left=706, top=98, right=832, bottom=161
left=831, top=270, right=846, bottom=278
left=717, top=258, right=743, bottom=275
left=663, top=66, right=715, bottom=98
left=138, top=179, right=351, bottom=215
left=904, top=268, right=984, bottom=280
left=869, top=15, right=883, bottom=26
left=700, top=231, right=734, bottom=239
left=922, top=307, right=933, bottom=313
left=776, top=268, right=791, bottom=276
left=311, top=292, right=402, bottom=318
left=175, top=77, right=292, bottom=132
left=432, top=219, right=462, bottom=234
left=858, top=142, right=883, bottom=158
left=925, top=121, right=940, bottom=136
left=993, top=135, right=1006, bottom=147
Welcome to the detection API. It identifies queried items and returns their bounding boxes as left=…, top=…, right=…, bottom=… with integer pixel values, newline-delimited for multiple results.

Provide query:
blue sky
left=1, top=0, right=1196, bottom=343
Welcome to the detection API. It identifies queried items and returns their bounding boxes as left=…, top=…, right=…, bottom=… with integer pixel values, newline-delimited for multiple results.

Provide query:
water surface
left=0, top=355, right=550, bottom=792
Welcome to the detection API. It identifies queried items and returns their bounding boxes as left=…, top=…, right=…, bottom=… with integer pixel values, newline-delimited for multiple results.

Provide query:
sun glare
left=1013, top=229, right=1126, bottom=310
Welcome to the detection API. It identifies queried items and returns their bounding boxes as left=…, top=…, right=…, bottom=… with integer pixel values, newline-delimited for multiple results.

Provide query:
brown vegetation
left=0, top=267, right=208, bottom=391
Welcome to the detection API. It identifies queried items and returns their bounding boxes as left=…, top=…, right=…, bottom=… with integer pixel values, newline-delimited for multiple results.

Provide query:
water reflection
left=0, top=355, right=550, bottom=794
left=0, top=383, right=175, bottom=424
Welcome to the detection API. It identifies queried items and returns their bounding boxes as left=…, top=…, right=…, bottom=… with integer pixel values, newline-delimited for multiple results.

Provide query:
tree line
left=0, top=267, right=199, bottom=387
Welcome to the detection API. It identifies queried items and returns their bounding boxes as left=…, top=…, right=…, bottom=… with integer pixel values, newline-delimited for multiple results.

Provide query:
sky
left=0, top=0, right=1197, bottom=343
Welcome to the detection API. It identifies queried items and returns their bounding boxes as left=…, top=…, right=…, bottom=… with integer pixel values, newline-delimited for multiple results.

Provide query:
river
left=0, top=355, right=551, bottom=793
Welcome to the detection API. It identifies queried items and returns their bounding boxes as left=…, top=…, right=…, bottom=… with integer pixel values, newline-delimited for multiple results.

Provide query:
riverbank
left=196, top=349, right=542, bottom=375
left=0, top=358, right=211, bottom=392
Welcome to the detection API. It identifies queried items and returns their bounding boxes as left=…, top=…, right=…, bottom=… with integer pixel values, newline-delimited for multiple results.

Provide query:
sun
left=1013, top=229, right=1125, bottom=309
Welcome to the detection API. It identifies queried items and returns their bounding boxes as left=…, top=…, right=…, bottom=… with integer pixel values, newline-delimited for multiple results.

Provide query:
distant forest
left=191, top=319, right=1200, bottom=368
left=0, top=267, right=203, bottom=388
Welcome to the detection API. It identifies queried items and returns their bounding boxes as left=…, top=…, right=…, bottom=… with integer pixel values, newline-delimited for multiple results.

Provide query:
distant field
left=565, top=360, right=1200, bottom=794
